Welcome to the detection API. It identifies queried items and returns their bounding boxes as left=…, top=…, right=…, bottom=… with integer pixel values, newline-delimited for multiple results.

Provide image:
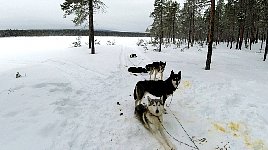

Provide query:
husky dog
left=128, top=67, right=147, bottom=73
left=135, top=96, right=176, bottom=150
left=130, top=54, right=137, bottom=58
left=134, top=70, right=181, bottom=106
left=145, top=61, right=166, bottom=80
left=145, top=63, right=154, bottom=79
left=16, top=72, right=22, bottom=78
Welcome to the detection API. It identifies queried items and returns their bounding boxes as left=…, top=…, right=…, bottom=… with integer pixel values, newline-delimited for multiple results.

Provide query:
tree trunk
left=191, top=7, right=195, bottom=47
left=88, top=16, right=92, bottom=49
left=264, top=30, right=268, bottom=61
left=205, top=0, right=215, bottom=70
left=250, top=24, right=256, bottom=50
left=236, top=27, right=240, bottom=49
left=239, top=0, right=246, bottom=50
left=172, top=12, right=176, bottom=44
left=89, top=0, right=95, bottom=54
left=159, top=0, right=163, bottom=52
left=238, top=23, right=245, bottom=50
left=230, top=25, right=234, bottom=49
left=244, top=30, right=248, bottom=48
left=188, top=11, right=192, bottom=49
left=260, top=33, right=264, bottom=50
left=255, top=28, right=259, bottom=43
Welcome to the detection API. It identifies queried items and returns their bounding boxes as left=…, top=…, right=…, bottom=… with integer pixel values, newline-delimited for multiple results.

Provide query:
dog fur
left=128, top=67, right=147, bottom=73
left=145, top=61, right=166, bottom=80
left=130, top=54, right=137, bottom=58
left=135, top=96, right=175, bottom=150
left=134, top=70, right=181, bottom=106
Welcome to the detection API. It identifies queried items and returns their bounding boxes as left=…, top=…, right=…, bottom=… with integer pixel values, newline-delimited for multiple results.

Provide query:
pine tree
left=184, top=0, right=195, bottom=48
left=164, top=1, right=179, bottom=44
left=215, top=0, right=224, bottom=44
left=150, top=0, right=170, bottom=52
left=224, top=0, right=238, bottom=49
left=235, top=0, right=246, bottom=50
left=61, top=0, right=105, bottom=54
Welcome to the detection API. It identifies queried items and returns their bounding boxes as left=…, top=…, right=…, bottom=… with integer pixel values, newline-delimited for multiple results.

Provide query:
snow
left=0, top=36, right=267, bottom=150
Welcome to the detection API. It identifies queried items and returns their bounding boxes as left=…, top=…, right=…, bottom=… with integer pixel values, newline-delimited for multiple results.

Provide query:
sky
left=0, top=0, right=184, bottom=32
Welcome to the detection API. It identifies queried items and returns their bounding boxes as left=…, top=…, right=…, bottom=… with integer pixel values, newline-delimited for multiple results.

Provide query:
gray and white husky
left=134, top=70, right=181, bottom=107
left=135, top=96, right=176, bottom=150
left=146, top=61, right=166, bottom=80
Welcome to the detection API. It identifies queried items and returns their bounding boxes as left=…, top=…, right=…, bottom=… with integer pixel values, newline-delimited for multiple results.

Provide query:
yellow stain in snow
left=183, top=80, right=191, bottom=88
left=244, top=134, right=252, bottom=147
left=244, top=134, right=266, bottom=150
left=251, top=140, right=266, bottom=150
left=229, top=122, right=240, bottom=137
left=229, top=122, right=240, bottom=132
left=212, top=122, right=267, bottom=150
left=213, top=123, right=226, bottom=133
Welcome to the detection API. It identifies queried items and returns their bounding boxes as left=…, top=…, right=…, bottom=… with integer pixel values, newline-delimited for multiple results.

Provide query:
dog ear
left=147, top=96, right=152, bottom=103
left=171, top=70, right=174, bottom=75
left=160, top=96, right=164, bottom=104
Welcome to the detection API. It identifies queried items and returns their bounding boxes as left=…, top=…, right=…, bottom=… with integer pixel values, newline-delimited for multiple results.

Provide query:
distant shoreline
left=0, top=29, right=150, bottom=37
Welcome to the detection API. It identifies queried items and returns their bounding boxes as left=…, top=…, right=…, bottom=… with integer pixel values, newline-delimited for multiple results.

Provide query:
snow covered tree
left=61, top=0, right=105, bottom=54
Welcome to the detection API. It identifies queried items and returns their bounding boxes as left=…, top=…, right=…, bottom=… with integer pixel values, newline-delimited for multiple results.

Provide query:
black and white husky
left=135, top=96, right=176, bottom=150
left=134, top=70, right=181, bottom=106
left=145, top=61, right=166, bottom=80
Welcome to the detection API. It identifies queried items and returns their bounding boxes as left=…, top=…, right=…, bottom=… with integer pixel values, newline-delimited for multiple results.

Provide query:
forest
left=149, top=0, right=267, bottom=52
left=60, top=0, right=267, bottom=62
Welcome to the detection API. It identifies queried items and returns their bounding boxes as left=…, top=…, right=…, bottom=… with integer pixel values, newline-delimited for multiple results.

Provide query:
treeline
left=0, top=29, right=149, bottom=37
left=149, top=0, right=268, bottom=50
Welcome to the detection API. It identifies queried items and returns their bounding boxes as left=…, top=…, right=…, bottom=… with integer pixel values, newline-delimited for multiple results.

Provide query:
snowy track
left=0, top=36, right=267, bottom=150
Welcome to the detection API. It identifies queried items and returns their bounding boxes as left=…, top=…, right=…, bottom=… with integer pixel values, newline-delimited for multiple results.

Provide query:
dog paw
left=163, top=144, right=175, bottom=150
left=170, top=147, right=176, bottom=150
left=161, top=144, right=169, bottom=150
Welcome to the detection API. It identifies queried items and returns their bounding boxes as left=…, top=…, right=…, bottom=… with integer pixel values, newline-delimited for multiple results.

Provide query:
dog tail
left=135, top=104, right=147, bottom=121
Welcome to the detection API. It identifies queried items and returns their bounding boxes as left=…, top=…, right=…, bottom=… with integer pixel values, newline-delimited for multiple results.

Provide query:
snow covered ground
left=0, top=36, right=267, bottom=150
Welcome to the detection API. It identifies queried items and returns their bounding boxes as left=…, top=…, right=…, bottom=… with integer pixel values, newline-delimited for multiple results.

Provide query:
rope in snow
left=166, top=107, right=200, bottom=150
left=164, top=88, right=199, bottom=150
left=158, top=117, right=199, bottom=150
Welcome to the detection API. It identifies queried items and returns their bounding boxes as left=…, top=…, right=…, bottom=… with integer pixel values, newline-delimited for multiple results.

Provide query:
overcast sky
left=0, top=0, right=184, bottom=32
